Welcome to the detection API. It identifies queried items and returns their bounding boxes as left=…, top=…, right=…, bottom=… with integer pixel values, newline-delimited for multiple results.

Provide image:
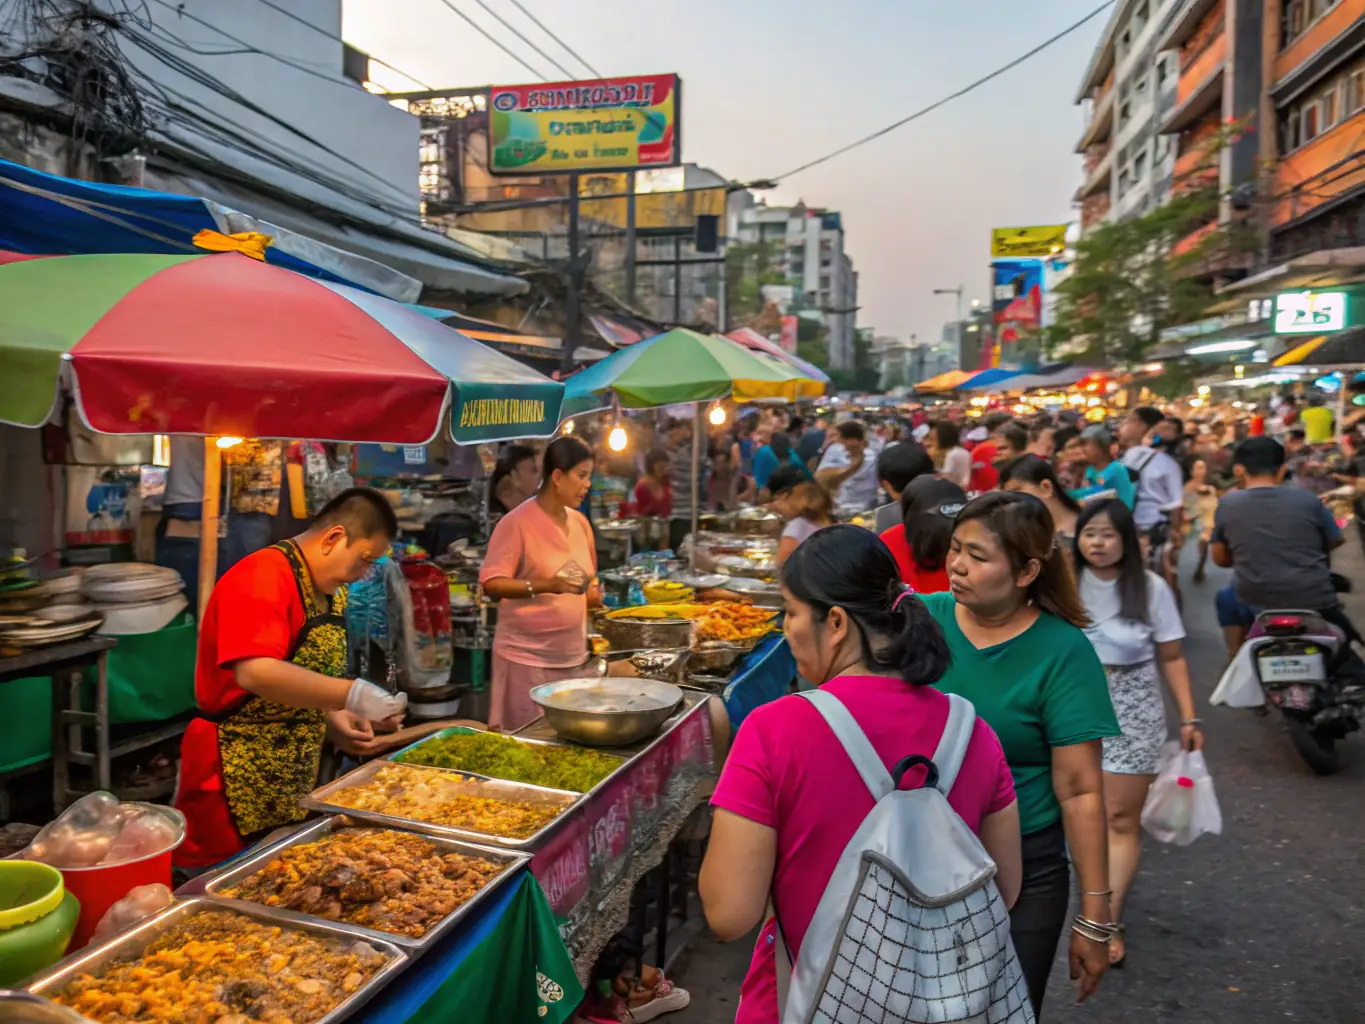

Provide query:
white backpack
left=774, top=690, right=1035, bottom=1024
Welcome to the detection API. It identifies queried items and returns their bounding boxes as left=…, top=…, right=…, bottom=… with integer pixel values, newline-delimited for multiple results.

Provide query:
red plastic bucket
left=55, top=804, right=184, bottom=950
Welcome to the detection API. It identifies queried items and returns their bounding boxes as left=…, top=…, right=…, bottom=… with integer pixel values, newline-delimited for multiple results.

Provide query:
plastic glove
left=345, top=678, right=408, bottom=722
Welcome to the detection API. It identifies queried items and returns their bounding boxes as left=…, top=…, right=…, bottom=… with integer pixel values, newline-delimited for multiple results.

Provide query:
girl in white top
left=1073, top=498, right=1203, bottom=968
left=769, top=471, right=834, bottom=565
left=927, top=420, right=972, bottom=489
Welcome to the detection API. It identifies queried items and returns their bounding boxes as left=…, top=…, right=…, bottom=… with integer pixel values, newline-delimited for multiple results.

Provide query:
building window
left=1118, top=168, right=1132, bottom=196
left=1348, top=64, right=1365, bottom=114
left=1283, top=0, right=1342, bottom=48
left=1134, top=150, right=1148, bottom=181
left=1277, top=58, right=1364, bottom=153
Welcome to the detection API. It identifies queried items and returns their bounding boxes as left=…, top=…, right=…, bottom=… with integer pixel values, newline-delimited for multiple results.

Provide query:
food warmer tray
left=300, top=760, right=580, bottom=849
left=24, top=897, right=407, bottom=1024
left=388, top=726, right=631, bottom=807
left=515, top=689, right=710, bottom=760
left=182, top=815, right=530, bottom=951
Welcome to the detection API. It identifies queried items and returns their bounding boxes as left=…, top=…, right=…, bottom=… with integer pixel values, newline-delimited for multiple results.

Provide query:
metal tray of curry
left=300, top=759, right=580, bottom=849
left=186, top=816, right=530, bottom=951
left=26, top=898, right=406, bottom=1024
left=389, top=725, right=630, bottom=795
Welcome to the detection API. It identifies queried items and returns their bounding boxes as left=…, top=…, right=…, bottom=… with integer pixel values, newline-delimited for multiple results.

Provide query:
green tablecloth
left=0, top=615, right=196, bottom=773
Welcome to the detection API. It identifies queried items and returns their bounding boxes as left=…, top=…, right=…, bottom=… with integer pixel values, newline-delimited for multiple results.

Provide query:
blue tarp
left=0, top=157, right=389, bottom=294
left=723, top=634, right=797, bottom=728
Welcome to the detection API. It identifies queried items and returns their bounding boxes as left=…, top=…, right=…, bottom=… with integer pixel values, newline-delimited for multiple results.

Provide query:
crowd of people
left=689, top=391, right=1359, bottom=1020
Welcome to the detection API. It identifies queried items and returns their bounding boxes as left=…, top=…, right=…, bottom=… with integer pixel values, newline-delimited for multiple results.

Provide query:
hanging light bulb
left=215, top=436, right=244, bottom=449
left=562, top=419, right=575, bottom=435
left=608, top=425, right=628, bottom=452
left=709, top=403, right=727, bottom=426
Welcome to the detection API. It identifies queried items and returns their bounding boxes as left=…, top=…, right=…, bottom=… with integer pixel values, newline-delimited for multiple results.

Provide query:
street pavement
left=669, top=542, right=1365, bottom=1024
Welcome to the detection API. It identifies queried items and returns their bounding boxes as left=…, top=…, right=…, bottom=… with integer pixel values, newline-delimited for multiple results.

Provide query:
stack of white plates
left=80, top=563, right=184, bottom=604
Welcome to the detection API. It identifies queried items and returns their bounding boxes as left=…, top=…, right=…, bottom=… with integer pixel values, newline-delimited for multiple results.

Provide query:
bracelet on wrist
left=1181, top=718, right=1203, bottom=726
left=1071, top=915, right=1117, bottom=944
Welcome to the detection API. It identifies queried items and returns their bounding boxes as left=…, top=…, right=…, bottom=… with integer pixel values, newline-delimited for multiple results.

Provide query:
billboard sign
left=990, top=224, right=1069, bottom=259
left=487, top=75, right=681, bottom=176
left=992, top=258, right=1044, bottom=355
left=1274, top=290, right=1348, bottom=334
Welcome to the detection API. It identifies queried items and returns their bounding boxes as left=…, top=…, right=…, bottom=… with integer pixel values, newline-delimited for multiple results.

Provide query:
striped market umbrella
left=725, top=327, right=832, bottom=389
left=563, top=328, right=823, bottom=414
left=0, top=252, right=563, bottom=444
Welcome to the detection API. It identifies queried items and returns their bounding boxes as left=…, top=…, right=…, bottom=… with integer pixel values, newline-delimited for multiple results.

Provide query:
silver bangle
left=524, top=579, right=535, bottom=598
left=1181, top=718, right=1203, bottom=726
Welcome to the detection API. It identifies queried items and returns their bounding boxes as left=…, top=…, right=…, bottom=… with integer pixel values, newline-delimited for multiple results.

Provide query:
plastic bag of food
left=24, top=791, right=124, bottom=867
left=556, top=559, right=591, bottom=594
left=99, top=811, right=179, bottom=865
left=1141, top=741, right=1222, bottom=846
left=92, top=883, right=174, bottom=941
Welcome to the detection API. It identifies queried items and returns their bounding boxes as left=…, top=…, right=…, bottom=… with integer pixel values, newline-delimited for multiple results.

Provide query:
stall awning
left=959, top=368, right=1027, bottom=391
left=914, top=369, right=974, bottom=391
left=0, top=157, right=425, bottom=302
left=982, top=365, right=1102, bottom=391
left=1273, top=328, right=1365, bottom=367
left=411, top=305, right=610, bottom=365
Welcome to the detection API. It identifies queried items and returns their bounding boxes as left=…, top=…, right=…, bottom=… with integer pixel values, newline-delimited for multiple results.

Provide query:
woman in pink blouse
left=479, top=436, right=600, bottom=731
left=699, top=525, right=1021, bottom=1023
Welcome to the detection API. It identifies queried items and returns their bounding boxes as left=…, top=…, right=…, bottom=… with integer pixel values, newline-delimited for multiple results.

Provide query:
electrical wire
left=250, top=0, right=433, bottom=89
left=771, top=0, right=1117, bottom=182
left=433, top=0, right=548, bottom=81
left=466, top=0, right=576, bottom=80
left=505, top=0, right=601, bottom=78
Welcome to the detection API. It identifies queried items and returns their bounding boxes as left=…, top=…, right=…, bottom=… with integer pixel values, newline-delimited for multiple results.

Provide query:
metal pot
left=598, top=615, right=695, bottom=652
left=732, top=509, right=785, bottom=538
left=688, top=641, right=748, bottom=674
left=530, top=678, right=684, bottom=747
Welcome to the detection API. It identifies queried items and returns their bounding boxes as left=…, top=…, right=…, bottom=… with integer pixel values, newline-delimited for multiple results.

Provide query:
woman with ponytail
left=699, top=525, right=1020, bottom=1024
left=924, top=491, right=1119, bottom=1016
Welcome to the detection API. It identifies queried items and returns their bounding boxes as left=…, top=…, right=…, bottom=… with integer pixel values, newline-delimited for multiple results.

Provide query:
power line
left=467, top=0, right=576, bottom=80
left=433, top=0, right=548, bottom=81
left=771, top=0, right=1117, bottom=182
left=250, top=0, right=433, bottom=90
left=505, top=0, right=601, bottom=78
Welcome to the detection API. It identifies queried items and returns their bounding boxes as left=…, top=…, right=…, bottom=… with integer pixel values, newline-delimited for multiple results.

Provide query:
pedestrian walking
left=700, top=525, right=1022, bottom=1024
left=1072, top=498, right=1203, bottom=967
left=922, top=491, right=1119, bottom=1014
left=1000, top=454, right=1081, bottom=550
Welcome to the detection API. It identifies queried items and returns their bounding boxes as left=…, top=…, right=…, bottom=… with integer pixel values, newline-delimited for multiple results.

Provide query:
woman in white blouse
left=1073, top=498, right=1204, bottom=969
left=927, top=420, right=972, bottom=489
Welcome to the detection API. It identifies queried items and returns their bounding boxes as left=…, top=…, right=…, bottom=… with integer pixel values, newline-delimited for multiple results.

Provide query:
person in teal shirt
left=924, top=490, right=1119, bottom=1015
left=1070, top=426, right=1135, bottom=508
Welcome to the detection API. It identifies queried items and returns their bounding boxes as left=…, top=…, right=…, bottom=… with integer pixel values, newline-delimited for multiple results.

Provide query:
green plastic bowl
left=0, top=891, right=79, bottom=987
left=0, top=862, right=64, bottom=930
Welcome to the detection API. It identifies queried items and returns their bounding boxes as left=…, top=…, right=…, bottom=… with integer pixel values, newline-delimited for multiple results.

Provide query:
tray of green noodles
left=390, top=727, right=626, bottom=794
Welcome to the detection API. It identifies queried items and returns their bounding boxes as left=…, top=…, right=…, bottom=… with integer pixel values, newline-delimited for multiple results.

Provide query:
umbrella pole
left=198, top=436, right=221, bottom=620
left=691, top=403, right=702, bottom=571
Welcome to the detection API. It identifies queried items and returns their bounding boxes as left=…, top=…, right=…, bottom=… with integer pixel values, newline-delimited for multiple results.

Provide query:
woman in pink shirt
left=700, top=525, right=1021, bottom=1022
left=480, top=436, right=600, bottom=731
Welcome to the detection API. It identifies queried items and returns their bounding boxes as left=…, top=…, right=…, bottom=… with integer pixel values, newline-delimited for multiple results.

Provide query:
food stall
left=6, top=678, right=722, bottom=1024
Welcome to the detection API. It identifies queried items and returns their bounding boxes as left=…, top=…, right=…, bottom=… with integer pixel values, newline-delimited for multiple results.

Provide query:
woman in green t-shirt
left=923, top=491, right=1119, bottom=1017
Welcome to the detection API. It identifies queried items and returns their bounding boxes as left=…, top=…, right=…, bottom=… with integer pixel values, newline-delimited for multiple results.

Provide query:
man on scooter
left=1211, top=436, right=1355, bottom=661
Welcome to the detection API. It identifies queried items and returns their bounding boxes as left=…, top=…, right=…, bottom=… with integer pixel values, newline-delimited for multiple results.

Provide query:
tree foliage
left=1048, top=123, right=1258, bottom=366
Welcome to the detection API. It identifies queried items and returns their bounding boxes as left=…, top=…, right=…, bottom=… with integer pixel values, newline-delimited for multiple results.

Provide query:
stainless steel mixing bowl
left=529, top=678, right=684, bottom=747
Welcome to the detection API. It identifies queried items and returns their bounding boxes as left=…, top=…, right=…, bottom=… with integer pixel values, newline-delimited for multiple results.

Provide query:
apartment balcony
left=1275, top=3, right=1365, bottom=91
left=1160, top=32, right=1226, bottom=134
left=1076, top=85, right=1115, bottom=151
left=1173, top=219, right=1219, bottom=258
left=1080, top=192, right=1112, bottom=232
left=1271, top=111, right=1365, bottom=230
left=1179, top=28, right=1227, bottom=103
left=1156, top=0, right=1224, bottom=52
left=1075, top=142, right=1114, bottom=201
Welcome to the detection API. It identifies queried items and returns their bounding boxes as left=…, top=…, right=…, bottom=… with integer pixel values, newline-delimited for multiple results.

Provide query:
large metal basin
left=530, top=678, right=684, bottom=747
left=598, top=614, right=695, bottom=652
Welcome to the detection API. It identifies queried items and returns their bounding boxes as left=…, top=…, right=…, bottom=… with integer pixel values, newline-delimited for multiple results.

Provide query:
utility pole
left=562, top=172, right=582, bottom=373
left=624, top=170, right=637, bottom=306
left=933, top=285, right=964, bottom=323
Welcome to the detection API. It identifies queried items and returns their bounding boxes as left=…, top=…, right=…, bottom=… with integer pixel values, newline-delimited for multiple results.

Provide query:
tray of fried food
left=27, top=899, right=405, bottom=1024
left=301, top=760, right=578, bottom=848
left=190, top=816, right=528, bottom=950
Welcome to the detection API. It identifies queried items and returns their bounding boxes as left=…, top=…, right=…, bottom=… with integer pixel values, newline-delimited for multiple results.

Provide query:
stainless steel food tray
left=25, top=898, right=407, bottom=1024
left=389, top=726, right=629, bottom=795
left=301, top=759, right=580, bottom=848
left=182, top=815, right=529, bottom=951
left=0, top=992, right=89, bottom=1024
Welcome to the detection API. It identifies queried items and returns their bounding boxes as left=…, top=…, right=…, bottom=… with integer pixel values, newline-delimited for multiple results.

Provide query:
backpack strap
left=931, top=693, right=977, bottom=796
left=797, top=689, right=894, bottom=800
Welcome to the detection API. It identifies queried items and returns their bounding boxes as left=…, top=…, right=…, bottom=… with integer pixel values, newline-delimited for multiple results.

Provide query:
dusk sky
left=344, top=0, right=1110, bottom=350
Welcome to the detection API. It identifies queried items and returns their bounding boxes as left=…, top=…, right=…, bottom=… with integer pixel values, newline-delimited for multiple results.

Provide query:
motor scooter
left=1242, top=610, right=1365, bottom=773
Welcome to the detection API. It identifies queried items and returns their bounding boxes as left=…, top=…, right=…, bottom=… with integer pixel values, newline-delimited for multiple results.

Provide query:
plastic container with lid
left=0, top=862, right=79, bottom=987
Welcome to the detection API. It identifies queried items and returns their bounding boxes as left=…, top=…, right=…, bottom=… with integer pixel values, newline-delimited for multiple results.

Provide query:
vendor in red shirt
left=174, top=487, right=406, bottom=870
left=631, top=448, right=673, bottom=518
left=878, top=475, right=966, bottom=594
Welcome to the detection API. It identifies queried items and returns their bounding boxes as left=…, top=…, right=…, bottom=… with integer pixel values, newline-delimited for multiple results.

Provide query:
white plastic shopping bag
left=1140, top=741, right=1222, bottom=846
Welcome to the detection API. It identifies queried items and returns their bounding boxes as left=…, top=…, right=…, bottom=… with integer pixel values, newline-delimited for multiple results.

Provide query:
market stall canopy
left=0, top=156, right=431, bottom=302
left=724, top=328, right=833, bottom=387
left=958, top=367, right=1026, bottom=391
left=973, top=364, right=1101, bottom=391
left=411, top=306, right=610, bottom=365
left=0, top=251, right=563, bottom=444
left=1273, top=327, right=1365, bottom=367
left=562, top=328, right=823, bottom=413
left=914, top=369, right=974, bottom=392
